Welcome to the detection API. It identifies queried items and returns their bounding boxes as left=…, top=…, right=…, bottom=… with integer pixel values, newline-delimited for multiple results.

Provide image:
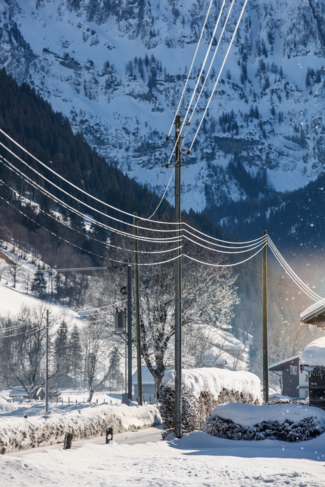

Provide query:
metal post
left=124, top=308, right=127, bottom=395
left=174, top=115, right=182, bottom=438
left=262, top=230, right=269, bottom=403
left=127, top=264, right=133, bottom=401
left=133, top=212, right=143, bottom=406
left=46, top=309, right=49, bottom=413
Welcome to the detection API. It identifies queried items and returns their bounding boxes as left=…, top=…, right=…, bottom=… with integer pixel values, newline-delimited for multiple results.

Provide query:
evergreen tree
left=31, top=270, right=47, bottom=299
left=54, top=321, right=70, bottom=386
left=70, top=325, right=83, bottom=387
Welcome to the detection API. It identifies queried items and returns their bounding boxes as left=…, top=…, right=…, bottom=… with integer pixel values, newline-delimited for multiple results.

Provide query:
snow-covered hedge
left=203, top=403, right=325, bottom=442
left=159, top=368, right=261, bottom=436
left=0, top=403, right=161, bottom=453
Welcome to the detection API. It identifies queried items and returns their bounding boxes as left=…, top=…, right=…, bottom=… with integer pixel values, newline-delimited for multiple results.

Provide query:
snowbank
left=300, top=336, right=325, bottom=366
left=0, top=403, right=161, bottom=453
left=0, top=397, right=17, bottom=414
left=203, top=403, right=325, bottom=442
left=211, top=403, right=325, bottom=427
left=162, top=368, right=261, bottom=403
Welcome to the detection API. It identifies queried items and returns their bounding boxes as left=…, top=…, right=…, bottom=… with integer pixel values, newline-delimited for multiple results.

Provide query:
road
left=8, top=425, right=163, bottom=456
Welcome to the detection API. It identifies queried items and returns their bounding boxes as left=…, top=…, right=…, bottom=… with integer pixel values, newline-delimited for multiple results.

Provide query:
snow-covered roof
left=268, top=355, right=300, bottom=371
left=300, top=336, right=325, bottom=366
left=132, top=366, right=155, bottom=385
left=300, top=299, right=325, bottom=324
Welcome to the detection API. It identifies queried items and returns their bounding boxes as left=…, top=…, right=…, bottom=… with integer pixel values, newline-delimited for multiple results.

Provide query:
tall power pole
left=174, top=115, right=182, bottom=438
left=262, top=230, right=269, bottom=403
left=133, top=212, right=143, bottom=405
left=45, top=309, right=49, bottom=413
left=127, top=264, right=133, bottom=401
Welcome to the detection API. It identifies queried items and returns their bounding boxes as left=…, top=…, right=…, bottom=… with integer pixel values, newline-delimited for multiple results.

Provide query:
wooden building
left=269, top=355, right=309, bottom=399
left=300, top=302, right=325, bottom=410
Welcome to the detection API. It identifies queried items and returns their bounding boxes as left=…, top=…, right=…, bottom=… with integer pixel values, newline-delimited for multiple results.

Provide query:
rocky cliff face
left=1, top=0, right=325, bottom=214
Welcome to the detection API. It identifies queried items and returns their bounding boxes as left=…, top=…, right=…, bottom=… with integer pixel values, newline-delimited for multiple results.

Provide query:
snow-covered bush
left=159, top=368, right=261, bottom=437
left=202, top=403, right=325, bottom=442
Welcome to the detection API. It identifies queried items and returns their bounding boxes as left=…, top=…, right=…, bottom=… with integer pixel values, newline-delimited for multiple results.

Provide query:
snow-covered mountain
left=1, top=0, right=325, bottom=213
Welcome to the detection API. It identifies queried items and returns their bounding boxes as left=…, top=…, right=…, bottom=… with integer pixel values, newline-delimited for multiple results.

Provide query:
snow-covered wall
left=0, top=403, right=161, bottom=453
left=162, top=368, right=261, bottom=403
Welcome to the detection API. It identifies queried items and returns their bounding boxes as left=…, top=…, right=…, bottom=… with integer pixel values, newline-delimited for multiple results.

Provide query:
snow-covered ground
left=1, top=430, right=325, bottom=486
left=0, top=395, right=161, bottom=453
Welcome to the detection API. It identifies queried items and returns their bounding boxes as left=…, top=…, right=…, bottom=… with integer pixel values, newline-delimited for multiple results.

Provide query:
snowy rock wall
left=1, top=0, right=325, bottom=213
left=0, top=403, right=161, bottom=453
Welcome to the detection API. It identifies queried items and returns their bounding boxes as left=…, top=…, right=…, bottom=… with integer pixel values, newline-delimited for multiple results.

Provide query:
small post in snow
left=63, top=432, right=73, bottom=450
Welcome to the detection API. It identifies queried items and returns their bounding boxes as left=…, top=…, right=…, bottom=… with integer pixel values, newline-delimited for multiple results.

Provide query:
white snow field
left=0, top=399, right=161, bottom=453
left=1, top=430, right=325, bottom=487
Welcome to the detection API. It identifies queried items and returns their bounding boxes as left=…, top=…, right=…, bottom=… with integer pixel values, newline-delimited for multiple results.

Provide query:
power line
left=0, top=156, right=181, bottom=244
left=0, top=193, right=182, bottom=267
left=183, top=241, right=267, bottom=267
left=167, top=0, right=215, bottom=138
left=0, top=144, right=179, bottom=234
left=189, top=0, right=249, bottom=150
left=183, top=233, right=266, bottom=254
left=0, top=129, right=179, bottom=226
left=0, top=133, right=266, bottom=247
left=1, top=179, right=181, bottom=255
left=268, top=237, right=322, bottom=302
left=165, top=0, right=227, bottom=169
left=187, top=0, right=235, bottom=127
left=0, top=326, right=45, bottom=338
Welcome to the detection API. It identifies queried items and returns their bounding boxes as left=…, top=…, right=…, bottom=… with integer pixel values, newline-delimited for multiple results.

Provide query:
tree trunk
left=87, top=390, right=94, bottom=402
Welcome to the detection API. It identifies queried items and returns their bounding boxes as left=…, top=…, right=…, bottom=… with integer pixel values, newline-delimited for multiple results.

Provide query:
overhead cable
left=0, top=144, right=179, bottom=234
left=147, top=168, right=174, bottom=220
left=183, top=241, right=267, bottom=267
left=2, top=178, right=182, bottom=254
left=268, top=238, right=322, bottom=302
left=268, top=238, right=321, bottom=300
left=183, top=229, right=265, bottom=249
left=183, top=233, right=266, bottom=253
left=0, top=132, right=266, bottom=246
left=0, top=129, right=179, bottom=226
left=189, top=0, right=249, bottom=150
left=0, top=192, right=182, bottom=267
left=188, top=0, right=235, bottom=126
left=165, top=0, right=227, bottom=168
left=0, top=156, right=181, bottom=244
left=167, top=0, right=215, bottom=137
left=0, top=326, right=45, bottom=338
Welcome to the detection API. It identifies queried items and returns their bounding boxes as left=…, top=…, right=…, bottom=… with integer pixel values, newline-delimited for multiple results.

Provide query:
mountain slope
left=1, top=0, right=325, bottom=213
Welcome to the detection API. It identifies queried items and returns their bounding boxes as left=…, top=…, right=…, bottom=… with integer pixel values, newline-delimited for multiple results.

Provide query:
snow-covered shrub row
left=159, top=368, right=261, bottom=436
left=202, top=403, right=325, bottom=442
left=0, top=403, right=161, bottom=453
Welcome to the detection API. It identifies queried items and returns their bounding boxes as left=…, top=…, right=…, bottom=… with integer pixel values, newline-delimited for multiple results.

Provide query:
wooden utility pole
left=45, top=309, right=49, bottom=413
left=262, top=230, right=269, bottom=403
left=127, top=264, right=133, bottom=401
left=174, top=115, right=182, bottom=438
left=133, top=212, right=142, bottom=405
